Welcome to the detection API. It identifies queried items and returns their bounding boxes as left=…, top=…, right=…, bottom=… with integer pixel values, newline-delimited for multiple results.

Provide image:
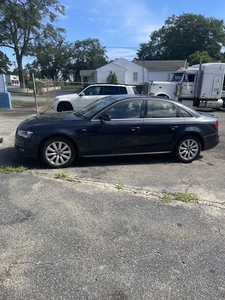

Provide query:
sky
left=3, top=0, right=225, bottom=65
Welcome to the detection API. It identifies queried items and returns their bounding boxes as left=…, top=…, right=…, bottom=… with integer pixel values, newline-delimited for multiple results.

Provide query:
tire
left=40, top=137, right=76, bottom=168
left=57, top=102, right=73, bottom=112
left=175, top=135, right=201, bottom=163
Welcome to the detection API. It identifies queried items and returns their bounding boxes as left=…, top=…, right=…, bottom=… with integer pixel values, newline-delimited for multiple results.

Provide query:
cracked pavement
left=0, top=107, right=225, bottom=299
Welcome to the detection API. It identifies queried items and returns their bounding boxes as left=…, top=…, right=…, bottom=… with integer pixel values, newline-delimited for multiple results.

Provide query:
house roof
left=134, top=60, right=188, bottom=71
left=80, top=70, right=95, bottom=76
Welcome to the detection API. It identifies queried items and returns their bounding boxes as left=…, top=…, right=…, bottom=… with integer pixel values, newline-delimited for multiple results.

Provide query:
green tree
left=0, top=0, right=65, bottom=88
left=107, top=71, right=118, bottom=83
left=136, top=14, right=225, bottom=61
left=31, top=38, right=73, bottom=81
left=0, top=50, right=11, bottom=73
left=188, top=51, right=213, bottom=65
left=70, top=38, right=108, bottom=81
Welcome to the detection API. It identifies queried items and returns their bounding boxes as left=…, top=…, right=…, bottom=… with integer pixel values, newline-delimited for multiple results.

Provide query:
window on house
left=133, top=72, right=138, bottom=81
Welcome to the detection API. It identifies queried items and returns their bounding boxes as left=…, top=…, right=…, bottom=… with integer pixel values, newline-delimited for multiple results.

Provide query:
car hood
left=18, top=112, right=83, bottom=128
left=56, top=93, right=79, bottom=100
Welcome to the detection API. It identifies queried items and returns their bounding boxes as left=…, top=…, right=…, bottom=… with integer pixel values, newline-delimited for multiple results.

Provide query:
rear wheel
left=175, top=135, right=201, bottom=163
left=40, top=137, right=76, bottom=168
left=57, top=102, right=73, bottom=112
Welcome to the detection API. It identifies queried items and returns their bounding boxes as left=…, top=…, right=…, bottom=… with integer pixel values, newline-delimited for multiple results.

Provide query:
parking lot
left=0, top=106, right=225, bottom=299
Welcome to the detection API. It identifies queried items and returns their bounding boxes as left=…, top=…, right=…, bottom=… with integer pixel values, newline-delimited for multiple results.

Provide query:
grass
left=11, top=100, right=53, bottom=112
left=12, top=100, right=36, bottom=106
left=54, top=171, right=70, bottom=180
left=0, top=165, right=27, bottom=174
left=11, top=93, right=53, bottom=97
left=115, top=183, right=124, bottom=190
left=160, top=190, right=198, bottom=203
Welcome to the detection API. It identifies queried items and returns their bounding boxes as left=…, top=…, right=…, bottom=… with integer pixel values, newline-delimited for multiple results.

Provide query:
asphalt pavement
left=1, top=105, right=225, bottom=299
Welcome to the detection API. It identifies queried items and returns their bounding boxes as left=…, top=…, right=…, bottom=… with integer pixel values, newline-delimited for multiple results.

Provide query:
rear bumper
left=203, top=133, right=219, bottom=151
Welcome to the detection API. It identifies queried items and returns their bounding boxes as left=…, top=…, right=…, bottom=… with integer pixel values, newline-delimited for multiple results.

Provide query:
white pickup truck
left=53, top=83, right=138, bottom=112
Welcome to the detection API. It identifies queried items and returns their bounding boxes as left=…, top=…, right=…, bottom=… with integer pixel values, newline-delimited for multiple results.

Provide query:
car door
left=75, top=86, right=104, bottom=110
left=179, top=73, right=196, bottom=98
left=86, top=99, right=144, bottom=156
left=140, top=99, right=186, bottom=152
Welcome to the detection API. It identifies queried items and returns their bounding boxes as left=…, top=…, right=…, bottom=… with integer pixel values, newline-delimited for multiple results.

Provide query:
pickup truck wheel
left=175, top=135, right=200, bottom=163
left=41, top=137, right=76, bottom=168
left=57, top=102, right=73, bottom=112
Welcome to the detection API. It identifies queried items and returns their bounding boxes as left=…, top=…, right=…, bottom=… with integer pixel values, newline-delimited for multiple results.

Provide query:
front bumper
left=15, top=135, right=39, bottom=159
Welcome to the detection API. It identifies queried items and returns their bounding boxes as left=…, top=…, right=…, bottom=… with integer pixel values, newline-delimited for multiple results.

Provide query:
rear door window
left=147, top=100, right=178, bottom=118
left=103, top=86, right=116, bottom=95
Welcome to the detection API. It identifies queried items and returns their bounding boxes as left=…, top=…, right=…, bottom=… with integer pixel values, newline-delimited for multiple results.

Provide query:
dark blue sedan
left=15, top=95, right=219, bottom=168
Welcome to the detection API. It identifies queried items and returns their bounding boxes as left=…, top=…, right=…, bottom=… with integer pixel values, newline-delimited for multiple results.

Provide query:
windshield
left=75, top=96, right=115, bottom=118
left=171, top=72, right=184, bottom=82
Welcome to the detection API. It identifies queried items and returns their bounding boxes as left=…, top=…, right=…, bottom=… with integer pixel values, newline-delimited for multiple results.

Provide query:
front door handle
left=171, top=125, right=179, bottom=130
left=131, top=126, right=140, bottom=131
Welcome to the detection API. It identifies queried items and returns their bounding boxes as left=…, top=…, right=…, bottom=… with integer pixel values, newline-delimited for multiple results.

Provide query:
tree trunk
left=16, top=54, right=25, bottom=88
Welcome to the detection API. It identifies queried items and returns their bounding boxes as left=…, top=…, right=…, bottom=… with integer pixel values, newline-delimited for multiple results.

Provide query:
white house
left=92, top=58, right=148, bottom=85
left=80, top=58, right=187, bottom=86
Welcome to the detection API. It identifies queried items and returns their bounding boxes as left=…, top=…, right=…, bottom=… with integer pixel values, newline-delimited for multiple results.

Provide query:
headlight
left=17, top=130, right=33, bottom=138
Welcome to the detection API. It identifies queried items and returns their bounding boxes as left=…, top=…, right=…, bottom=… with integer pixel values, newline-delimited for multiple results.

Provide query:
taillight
left=214, top=121, right=219, bottom=130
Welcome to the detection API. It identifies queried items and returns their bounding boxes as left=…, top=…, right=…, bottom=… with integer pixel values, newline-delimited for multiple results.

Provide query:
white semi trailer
left=144, top=62, right=225, bottom=109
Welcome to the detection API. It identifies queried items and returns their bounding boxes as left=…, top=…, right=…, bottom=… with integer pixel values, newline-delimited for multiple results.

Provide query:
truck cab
left=146, top=63, right=225, bottom=109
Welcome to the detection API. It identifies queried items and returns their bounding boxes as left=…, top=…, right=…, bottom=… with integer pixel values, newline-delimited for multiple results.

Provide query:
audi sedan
left=15, top=95, right=219, bottom=168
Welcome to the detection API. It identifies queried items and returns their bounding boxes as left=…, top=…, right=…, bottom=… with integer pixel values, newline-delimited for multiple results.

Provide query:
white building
left=6, top=75, right=20, bottom=85
left=80, top=58, right=187, bottom=87
left=92, top=58, right=148, bottom=85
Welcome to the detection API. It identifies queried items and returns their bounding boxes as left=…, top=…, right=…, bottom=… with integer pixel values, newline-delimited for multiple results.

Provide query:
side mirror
left=99, top=113, right=111, bottom=124
left=79, top=92, right=85, bottom=96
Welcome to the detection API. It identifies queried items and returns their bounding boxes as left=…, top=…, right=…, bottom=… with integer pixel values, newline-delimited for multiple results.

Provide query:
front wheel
left=175, top=135, right=201, bottom=163
left=40, top=137, right=76, bottom=168
left=57, top=102, right=73, bottom=112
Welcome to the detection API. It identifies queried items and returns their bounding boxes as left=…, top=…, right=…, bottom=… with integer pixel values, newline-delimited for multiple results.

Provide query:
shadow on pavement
left=0, top=146, right=43, bottom=169
left=0, top=145, right=181, bottom=170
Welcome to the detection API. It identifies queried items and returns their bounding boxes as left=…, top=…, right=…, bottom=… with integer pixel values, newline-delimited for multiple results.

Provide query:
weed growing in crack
left=54, top=171, right=69, bottom=180
left=161, top=190, right=198, bottom=203
left=115, top=184, right=124, bottom=190
left=0, top=165, right=27, bottom=174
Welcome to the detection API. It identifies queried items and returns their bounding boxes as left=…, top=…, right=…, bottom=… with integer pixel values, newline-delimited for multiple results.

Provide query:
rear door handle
left=171, top=125, right=179, bottom=130
left=131, top=126, right=140, bottom=131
